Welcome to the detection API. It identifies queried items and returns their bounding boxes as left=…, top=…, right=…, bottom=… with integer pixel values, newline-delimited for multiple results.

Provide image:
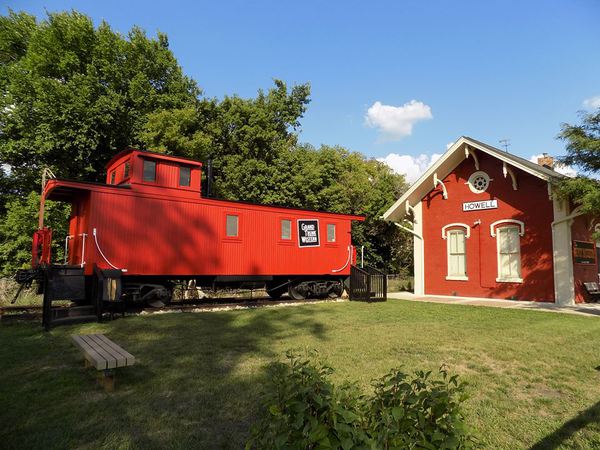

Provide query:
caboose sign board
left=298, top=219, right=320, bottom=247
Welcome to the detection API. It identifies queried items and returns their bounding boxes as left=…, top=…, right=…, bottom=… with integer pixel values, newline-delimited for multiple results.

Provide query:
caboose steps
left=50, top=305, right=95, bottom=319
left=41, top=265, right=99, bottom=330
left=50, top=315, right=99, bottom=328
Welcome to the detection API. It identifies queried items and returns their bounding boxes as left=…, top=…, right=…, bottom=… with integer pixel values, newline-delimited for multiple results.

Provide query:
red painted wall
left=571, top=214, right=599, bottom=303
left=421, top=152, right=555, bottom=301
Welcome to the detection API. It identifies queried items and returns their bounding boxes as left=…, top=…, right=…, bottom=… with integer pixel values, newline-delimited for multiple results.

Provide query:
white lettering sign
left=298, top=219, right=320, bottom=247
left=462, top=200, right=498, bottom=212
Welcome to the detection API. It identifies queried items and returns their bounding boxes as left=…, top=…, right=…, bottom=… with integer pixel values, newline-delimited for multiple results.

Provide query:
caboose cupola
left=105, top=148, right=203, bottom=195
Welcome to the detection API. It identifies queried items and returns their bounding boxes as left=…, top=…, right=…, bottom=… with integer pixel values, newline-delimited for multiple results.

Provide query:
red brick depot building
left=383, top=137, right=599, bottom=305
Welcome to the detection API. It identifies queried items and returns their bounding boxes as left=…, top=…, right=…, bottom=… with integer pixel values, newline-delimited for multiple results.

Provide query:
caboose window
left=281, top=219, right=291, bottom=240
left=226, top=215, right=238, bottom=237
left=327, top=224, right=336, bottom=242
left=179, top=166, right=191, bottom=187
left=124, top=161, right=130, bottom=179
left=110, top=171, right=116, bottom=185
left=143, top=160, right=156, bottom=182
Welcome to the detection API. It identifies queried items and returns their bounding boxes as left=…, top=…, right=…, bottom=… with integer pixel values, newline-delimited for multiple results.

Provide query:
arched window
left=442, top=224, right=470, bottom=281
left=495, top=226, right=522, bottom=282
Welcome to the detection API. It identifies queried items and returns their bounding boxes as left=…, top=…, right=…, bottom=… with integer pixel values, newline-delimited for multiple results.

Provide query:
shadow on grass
left=529, top=401, right=600, bottom=450
left=0, top=305, right=329, bottom=449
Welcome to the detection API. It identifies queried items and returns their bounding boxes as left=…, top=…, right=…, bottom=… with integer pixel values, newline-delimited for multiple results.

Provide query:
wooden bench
left=72, top=334, right=135, bottom=392
left=583, top=282, right=600, bottom=303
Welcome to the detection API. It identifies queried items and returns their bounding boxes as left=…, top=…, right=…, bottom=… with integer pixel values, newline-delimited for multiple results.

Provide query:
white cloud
left=378, top=152, right=442, bottom=184
left=583, top=96, right=600, bottom=109
left=529, top=154, right=576, bottom=177
left=446, top=141, right=455, bottom=150
left=365, top=100, right=432, bottom=141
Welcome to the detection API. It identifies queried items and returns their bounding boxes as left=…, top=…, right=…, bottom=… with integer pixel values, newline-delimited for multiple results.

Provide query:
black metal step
left=50, top=305, right=95, bottom=320
left=49, top=315, right=97, bottom=328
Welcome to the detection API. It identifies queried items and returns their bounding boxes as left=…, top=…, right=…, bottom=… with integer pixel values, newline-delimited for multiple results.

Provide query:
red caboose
left=26, top=149, right=367, bottom=326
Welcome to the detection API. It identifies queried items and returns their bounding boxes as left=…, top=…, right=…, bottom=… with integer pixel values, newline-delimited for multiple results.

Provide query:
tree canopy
left=0, top=10, right=199, bottom=196
left=558, top=108, right=600, bottom=231
left=0, top=9, right=410, bottom=276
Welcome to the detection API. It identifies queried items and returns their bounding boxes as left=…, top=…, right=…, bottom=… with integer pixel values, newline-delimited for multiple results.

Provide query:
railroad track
left=1, top=296, right=345, bottom=323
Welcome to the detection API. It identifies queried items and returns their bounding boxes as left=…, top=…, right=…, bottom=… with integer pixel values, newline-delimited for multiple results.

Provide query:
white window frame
left=445, top=229, right=468, bottom=281
left=327, top=223, right=336, bottom=243
left=281, top=219, right=292, bottom=240
left=226, top=214, right=239, bottom=238
left=495, top=225, right=523, bottom=283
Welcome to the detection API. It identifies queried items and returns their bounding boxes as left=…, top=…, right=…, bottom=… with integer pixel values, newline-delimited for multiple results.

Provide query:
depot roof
left=382, top=136, right=565, bottom=223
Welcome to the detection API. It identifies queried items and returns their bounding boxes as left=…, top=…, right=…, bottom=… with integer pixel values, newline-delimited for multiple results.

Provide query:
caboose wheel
left=288, top=282, right=308, bottom=300
left=328, top=280, right=344, bottom=298
left=140, top=285, right=172, bottom=308
left=266, top=286, right=286, bottom=300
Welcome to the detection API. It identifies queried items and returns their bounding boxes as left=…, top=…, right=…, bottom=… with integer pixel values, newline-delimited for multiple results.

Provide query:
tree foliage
left=0, top=9, right=199, bottom=194
left=558, top=108, right=600, bottom=236
left=0, top=192, right=69, bottom=274
left=0, top=9, right=410, bottom=276
left=143, top=94, right=410, bottom=272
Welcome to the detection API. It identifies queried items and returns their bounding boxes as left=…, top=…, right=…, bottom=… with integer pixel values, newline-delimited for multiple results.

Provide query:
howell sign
left=462, top=200, right=498, bottom=212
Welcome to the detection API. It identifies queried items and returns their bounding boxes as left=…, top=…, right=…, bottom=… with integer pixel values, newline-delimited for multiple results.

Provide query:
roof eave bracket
left=433, top=173, right=448, bottom=200
left=502, top=162, right=518, bottom=190
left=465, top=145, right=480, bottom=170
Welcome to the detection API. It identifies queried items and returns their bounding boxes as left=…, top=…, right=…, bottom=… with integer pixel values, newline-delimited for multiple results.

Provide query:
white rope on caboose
left=92, top=228, right=127, bottom=272
left=332, top=245, right=352, bottom=273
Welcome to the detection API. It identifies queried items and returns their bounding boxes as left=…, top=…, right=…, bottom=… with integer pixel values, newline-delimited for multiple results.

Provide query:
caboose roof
left=106, top=148, right=203, bottom=169
left=383, top=136, right=566, bottom=222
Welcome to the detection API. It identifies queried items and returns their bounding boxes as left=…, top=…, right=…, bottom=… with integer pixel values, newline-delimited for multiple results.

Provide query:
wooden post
left=98, top=369, right=115, bottom=392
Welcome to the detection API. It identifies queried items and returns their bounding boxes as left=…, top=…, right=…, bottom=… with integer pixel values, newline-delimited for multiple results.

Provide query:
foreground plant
left=247, top=350, right=475, bottom=449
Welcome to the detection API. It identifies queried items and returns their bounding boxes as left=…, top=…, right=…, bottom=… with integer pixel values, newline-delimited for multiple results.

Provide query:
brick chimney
left=537, top=153, right=554, bottom=169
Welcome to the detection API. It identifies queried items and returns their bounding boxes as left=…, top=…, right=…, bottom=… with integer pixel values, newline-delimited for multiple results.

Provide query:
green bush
left=247, top=351, right=475, bottom=449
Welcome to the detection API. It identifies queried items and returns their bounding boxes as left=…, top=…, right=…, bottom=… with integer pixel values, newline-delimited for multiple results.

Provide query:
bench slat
left=85, top=334, right=125, bottom=368
left=79, top=335, right=118, bottom=369
left=95, top=334, right=135, bottom=366
left=87, top=334, right=128, bottom=368
left=72, top=335, right=109, bottom=370
left=72, top=334, right=135, bottom=371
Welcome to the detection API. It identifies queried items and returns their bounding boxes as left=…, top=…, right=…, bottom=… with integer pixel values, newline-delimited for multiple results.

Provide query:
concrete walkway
left=388, top=291, right=600, bottom=317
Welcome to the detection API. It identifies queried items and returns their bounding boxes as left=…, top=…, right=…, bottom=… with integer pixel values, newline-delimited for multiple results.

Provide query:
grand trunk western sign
left=298, top=219, right=320, bottom=247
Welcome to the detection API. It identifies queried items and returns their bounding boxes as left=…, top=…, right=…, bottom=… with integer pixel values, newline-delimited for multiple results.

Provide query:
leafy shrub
left=246, top=350, right=370, bottom=449
left=366, top=367, right=472, bottom=449
left=247, top=351, right=475, bottom=449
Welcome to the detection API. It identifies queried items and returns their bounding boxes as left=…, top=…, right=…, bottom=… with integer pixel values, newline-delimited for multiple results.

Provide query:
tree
left=0, top=9, right=409, bottom=276
left=142, top=80, right=409, bottom=273
left=140, top=79, right=311, bottom=199
left=0, top=192, right=69, bottom=274
left=558, top=108, right=600, bottom=235
left=0, top=10, right=198, bottom=275
left=0, top=10, right=199, bottom=195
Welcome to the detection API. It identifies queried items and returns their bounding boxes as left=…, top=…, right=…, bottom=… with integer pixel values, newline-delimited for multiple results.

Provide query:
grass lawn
left=2, top=299, right=600, bottom=449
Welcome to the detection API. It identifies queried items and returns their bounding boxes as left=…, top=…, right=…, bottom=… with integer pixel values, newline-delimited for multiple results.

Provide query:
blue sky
left=4, top=0, right=599, bottom=180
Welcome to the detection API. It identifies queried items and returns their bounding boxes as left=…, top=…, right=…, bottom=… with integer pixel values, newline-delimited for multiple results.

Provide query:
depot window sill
left=446, top=275, right=468, bottom=281
left=496, top=277, right=523, bottom=283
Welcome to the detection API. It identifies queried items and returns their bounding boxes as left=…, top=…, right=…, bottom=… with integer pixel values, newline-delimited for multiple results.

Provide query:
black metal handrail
left=349, top=265, right=387, bottom=302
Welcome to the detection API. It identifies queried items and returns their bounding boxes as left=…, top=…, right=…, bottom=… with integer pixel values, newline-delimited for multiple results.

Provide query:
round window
left=468, top=171, right=490, bottom=194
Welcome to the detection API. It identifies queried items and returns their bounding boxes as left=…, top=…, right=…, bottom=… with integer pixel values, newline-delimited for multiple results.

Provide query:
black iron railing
left=349, top=265, right=387, bottom=302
